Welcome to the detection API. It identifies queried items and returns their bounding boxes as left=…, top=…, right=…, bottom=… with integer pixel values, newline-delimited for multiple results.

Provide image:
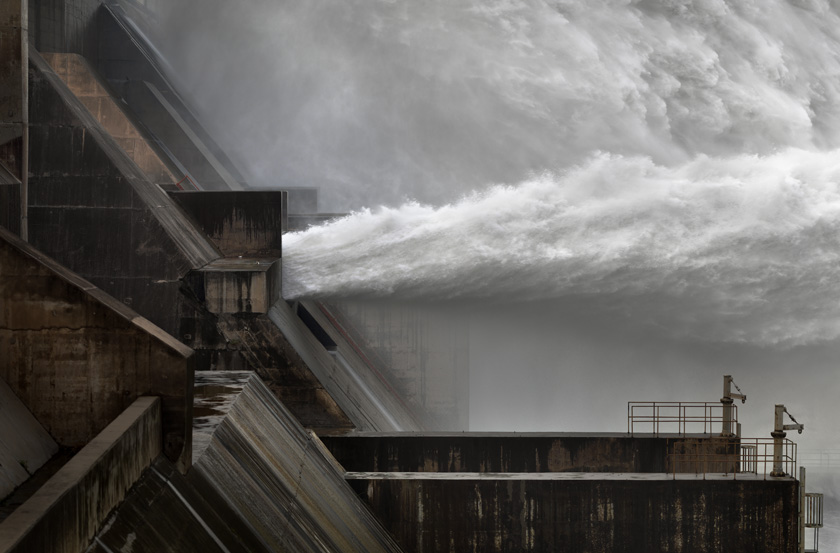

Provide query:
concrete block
left=191, top=258, right=281, bottom=314
left=170, top=190, right=286, bottom=257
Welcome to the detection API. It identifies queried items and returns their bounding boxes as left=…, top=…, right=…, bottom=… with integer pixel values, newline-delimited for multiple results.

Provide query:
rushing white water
left=284, top=149, right=840, bottom=345
left=156, top=0, right=840, bottom=207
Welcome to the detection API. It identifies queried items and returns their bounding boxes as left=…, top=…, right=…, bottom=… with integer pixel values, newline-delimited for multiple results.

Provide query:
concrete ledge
left=0, top=397, right=161, bottom=553
left=189, top=258, right=281, bottom=314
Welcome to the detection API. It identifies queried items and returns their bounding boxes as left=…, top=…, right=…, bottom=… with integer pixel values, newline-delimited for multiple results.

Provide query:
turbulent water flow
left=193, top=0, right=840, bottom=347
left=153, top=0, right=840, bottom=347
left=284, top=149, right=840, bottom=345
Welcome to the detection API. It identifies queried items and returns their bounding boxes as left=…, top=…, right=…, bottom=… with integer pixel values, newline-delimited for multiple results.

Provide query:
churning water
left=265, top=0, right=840, bottom=345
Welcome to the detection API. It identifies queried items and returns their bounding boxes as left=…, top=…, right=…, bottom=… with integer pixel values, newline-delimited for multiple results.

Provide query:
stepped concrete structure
left=0, top=1, right=820, bottom=552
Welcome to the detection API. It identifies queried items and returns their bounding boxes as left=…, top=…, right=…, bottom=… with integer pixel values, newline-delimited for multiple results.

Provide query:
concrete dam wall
left=89, top=372, right=403, bottom=553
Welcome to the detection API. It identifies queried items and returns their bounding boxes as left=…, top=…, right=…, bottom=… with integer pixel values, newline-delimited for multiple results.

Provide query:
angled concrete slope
left=41, top=52, right=176, bottom=185
left=269, top=300, right=424, bottom=432
left=0, top=379, right=58, bottom=502
left=85, top=457, right=263, bottom=553
left=0, top=397, right=161, bottom=553
left=97, top=2, right=247, bottom=190
left=213, top=313, right=354, bottom=433
left=27, top=48, right=220, bottom=334
left=190, top=371, right=404, bottom=552
left=0, top=226, right=194, bottom=469
left=327, top=300, right=470, bottom=430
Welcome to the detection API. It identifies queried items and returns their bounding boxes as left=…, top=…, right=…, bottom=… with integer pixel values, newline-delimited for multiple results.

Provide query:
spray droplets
left=284, top=151, right=840, bottom=346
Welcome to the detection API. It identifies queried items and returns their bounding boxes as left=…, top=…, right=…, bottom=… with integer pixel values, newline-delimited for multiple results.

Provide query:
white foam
left=284, top=149, right=840, bottom=346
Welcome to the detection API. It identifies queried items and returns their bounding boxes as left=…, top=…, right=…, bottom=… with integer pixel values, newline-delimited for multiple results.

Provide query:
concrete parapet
left=0, top=396, right=161, bottom=553
left=169, top=190, right=286, bottom=257
left=322, top=433, right=730, bottom=474
left=0, top=226, right=193, bottom=469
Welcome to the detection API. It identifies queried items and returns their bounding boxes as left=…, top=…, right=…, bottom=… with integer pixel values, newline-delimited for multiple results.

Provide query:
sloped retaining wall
left=0, top=397, right=161, bottom=553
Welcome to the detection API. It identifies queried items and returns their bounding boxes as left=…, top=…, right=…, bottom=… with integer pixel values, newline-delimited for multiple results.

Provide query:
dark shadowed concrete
left=0, top=225, right=193, bottom=468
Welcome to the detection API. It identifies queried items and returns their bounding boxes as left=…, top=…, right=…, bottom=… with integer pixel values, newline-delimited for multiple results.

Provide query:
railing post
left=771, top=405, right=788, bottom=477
left=799, top=467, right=806, bottom=553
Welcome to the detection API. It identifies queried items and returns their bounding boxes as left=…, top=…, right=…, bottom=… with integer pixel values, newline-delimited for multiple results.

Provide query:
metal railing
left=804, top=491, right=824, bottom=553
left=666, top=437, right=797, bottom=480
left=805, top=492, right=824, bottom=528
left=628, top=402, right=738, bottom=436
left=799, top=450, right=840, bottom=469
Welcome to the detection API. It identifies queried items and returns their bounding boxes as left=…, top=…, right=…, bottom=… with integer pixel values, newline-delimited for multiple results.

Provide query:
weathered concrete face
left=28, top=0, right=101, bottom=57
left=205, top=313, right=354, bottom=432
left=0, top=397, right=161, bottom=553
left=41, top=52, right=176, bottom=185
left=0, top=0, right=26, bottom=180
left=0, top=226, right=193, bottom=468
left=189, top=372, right=404, bottom=553
left=26, top=49, right=219, bottom=335
left=170, top=191, right=286, bottom=257
left=85, top=457, right=264, bottom=553
left=350, top=476, right=798, bottom=553
left=188, top=258, right=281, bottom=315
left=0, top=173, right=21, bottom=234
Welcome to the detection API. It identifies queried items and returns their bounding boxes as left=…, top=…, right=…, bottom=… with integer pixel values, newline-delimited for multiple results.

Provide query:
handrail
left=798, top=450, right=840, bottom=469
left=628, top=401, right=737, bottom=436
left=666, top=437, right=796, bottom=480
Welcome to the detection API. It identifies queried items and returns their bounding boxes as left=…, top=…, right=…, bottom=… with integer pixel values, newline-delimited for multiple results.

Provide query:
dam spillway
left=0, top=0, right=835, bottom=552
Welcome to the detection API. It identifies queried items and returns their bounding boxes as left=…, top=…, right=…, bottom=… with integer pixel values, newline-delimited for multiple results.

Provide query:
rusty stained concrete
left=169, top=191, right=286, bottom=257
left=41, top=52, right=176, bottom=185
left=27, top=49, right=221, bottom=330
left=351, top=476, right=798, bottom=553
left=189, top=258, right=281, bottom=315
left=0, top=397, right=161, bottom=553
left=0, top=225, right=193, bottom=469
